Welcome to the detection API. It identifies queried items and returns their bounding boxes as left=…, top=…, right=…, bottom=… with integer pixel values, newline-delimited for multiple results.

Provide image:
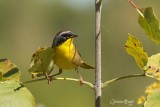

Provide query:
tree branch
left=95, top=0, right=102, bottom=107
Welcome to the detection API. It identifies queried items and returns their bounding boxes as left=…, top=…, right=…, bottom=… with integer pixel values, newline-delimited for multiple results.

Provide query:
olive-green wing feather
left=73, top=46, right=94, bottom=69
left=80, top=62, right=95, bottom=69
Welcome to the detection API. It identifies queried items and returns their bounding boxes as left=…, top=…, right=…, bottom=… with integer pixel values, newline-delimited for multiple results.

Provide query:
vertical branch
left=95, top=0, right=102, bottom=107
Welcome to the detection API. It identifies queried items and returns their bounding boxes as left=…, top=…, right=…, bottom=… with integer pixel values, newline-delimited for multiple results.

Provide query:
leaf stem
left=128, top=0, right=144, bottom=17
left=101, top=73, right=146, bottom=89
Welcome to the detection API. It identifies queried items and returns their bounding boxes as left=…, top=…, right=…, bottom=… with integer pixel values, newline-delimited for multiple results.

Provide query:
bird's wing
left=72, top=45, right=82, bottom=68
left=73, top=45, right=95, bottom=69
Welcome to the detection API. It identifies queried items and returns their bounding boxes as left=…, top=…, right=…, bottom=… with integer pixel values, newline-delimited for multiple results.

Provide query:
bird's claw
left=45, top=74, right=52, bottom=84
left=79, top=77, right=84, bottom=86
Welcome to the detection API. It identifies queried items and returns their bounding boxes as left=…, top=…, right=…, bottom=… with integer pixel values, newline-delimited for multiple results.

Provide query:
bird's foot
left=79, top=77, right=84, bottom=86
left=76, top=68, right=84, bottom=86
left=45, top=74, right=53, bottom=84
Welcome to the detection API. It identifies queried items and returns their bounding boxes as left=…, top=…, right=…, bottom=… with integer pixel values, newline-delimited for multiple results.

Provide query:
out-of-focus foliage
left=0, top=59, right=20, bottom=81
left=0, top=59, right=35, bottom=107
left=137, top=53, right=160, bottom=105
left=139, top=7, right=160, bottom=45
left=144, top=89, right=160, bottom=107
left=137, top=81, right=158, bottom=104
left=0, top=82, right=36, bottom=107
left=144, top=53, right=160, bottom=80
left=127, top=5, right=160, bottom=107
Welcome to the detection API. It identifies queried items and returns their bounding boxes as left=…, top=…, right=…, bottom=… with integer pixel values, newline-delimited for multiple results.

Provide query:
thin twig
left=101, top=73, right=146, bottom=89
left=23, top=77, right=47, bottom=84
left=23, top=77, right=94, bottom=89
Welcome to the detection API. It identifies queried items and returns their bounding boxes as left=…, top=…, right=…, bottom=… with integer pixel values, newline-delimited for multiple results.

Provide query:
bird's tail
left=80, top=62, right=95, bottom=69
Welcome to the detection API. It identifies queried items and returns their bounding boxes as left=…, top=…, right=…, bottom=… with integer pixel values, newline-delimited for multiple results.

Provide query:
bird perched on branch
left=51, top=30, right=94, bottom=84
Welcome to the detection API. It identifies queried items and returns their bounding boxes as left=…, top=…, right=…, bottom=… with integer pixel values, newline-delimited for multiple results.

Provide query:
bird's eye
left=62, top=34, right=69, bottom=37
left=60, top=31, right=74, bottom=38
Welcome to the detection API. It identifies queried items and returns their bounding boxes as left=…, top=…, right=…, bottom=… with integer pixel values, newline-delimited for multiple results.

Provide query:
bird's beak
left=71, top=34, right=78, bottom=38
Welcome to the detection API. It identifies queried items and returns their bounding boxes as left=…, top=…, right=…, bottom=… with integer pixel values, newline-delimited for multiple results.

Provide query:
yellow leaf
left=144, top=53, right=160, bottom=80
left=28, top=47, right=55, bottom=78
left=125, top=34, right=148, bottom=69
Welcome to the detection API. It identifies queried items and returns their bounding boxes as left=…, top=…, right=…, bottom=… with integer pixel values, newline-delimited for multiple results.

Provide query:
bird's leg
left=52, top=68, right=63, bottom=77
left=75, top=68, right=83, bottom=85
left=47, top=68, right=63, bottom=84
left=45, top=72, right=50, bottom=83
left=44, top=66, right=54, bottom=83
left=34, top=68, right=53, bottom=78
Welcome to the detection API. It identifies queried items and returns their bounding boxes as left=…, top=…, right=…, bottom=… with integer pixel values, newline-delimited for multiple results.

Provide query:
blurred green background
left=0, top=0, right=160, bottom=107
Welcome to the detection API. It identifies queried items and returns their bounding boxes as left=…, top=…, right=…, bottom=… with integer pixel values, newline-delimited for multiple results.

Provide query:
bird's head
left=52, top=30, right=78, bottom=47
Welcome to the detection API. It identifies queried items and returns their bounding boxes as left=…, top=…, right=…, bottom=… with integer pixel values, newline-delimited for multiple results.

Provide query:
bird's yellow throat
left=53, top=38, right=76, bottom=69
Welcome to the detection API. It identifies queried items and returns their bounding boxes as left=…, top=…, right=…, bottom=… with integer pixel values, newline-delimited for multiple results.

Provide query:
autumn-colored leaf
left=144, top=53, right=160, bottom=80
left=125, top=34, right=148, bottom=69
left=0, top=59, right=35, bottom=107
left=0, top=59, right=20, bottom=82
left=28, top=47, right=55, bottom=78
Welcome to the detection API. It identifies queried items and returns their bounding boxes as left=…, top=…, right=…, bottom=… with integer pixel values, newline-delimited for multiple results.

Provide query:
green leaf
left=28, top=47, right=55, bottom=78
left=0, top=59, right=20, bottom=82
left=125, top=34, right=148, bottom=69
left=138, top=7, right=160, bottom=45
left=0, top=81, right=35, bottom=107
left=144, top=89, right=160, bottom=107
left=0, top=59, right=36, bottom=107
left=144, top=53, right=160, bottom=80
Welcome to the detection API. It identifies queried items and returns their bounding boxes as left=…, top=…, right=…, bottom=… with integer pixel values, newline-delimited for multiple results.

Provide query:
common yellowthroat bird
left=51, top=30, right=94, bottom=84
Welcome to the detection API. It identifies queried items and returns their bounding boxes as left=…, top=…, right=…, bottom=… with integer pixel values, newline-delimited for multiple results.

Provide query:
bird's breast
left=53, top=39, right=76, bottom=70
